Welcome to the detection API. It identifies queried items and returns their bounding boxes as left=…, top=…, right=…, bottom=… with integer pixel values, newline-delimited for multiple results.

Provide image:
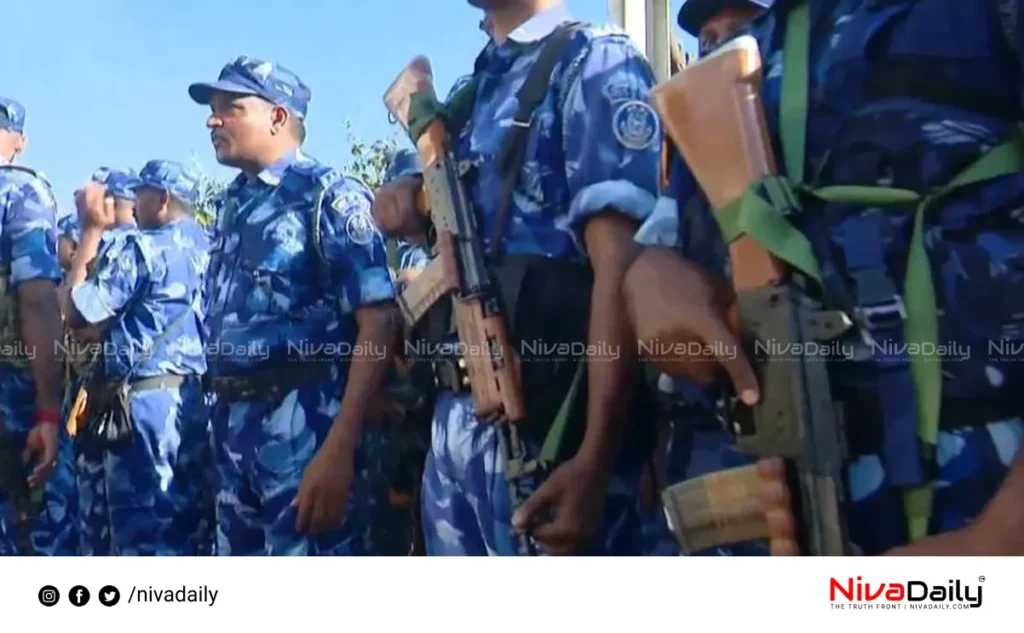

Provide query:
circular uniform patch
left=345, top=210, right=377, bottom=246
left=612, top=100, right=660, bottom=151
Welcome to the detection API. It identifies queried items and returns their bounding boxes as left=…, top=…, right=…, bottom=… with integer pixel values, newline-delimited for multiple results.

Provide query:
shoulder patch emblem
left=345, top=209, right=377, bottom=246
left=612, top=100, right=659, bottom=151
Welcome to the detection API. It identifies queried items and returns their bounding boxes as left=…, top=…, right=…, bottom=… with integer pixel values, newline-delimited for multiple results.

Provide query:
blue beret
left=189, top=55, right=311, bottom=119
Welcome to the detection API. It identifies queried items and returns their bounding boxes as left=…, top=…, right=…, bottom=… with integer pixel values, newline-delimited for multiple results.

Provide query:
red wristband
left=35, top=409, right=61, bottom=426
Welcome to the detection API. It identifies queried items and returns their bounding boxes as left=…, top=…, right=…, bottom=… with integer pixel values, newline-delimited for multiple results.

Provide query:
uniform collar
left=251, top=148, right=307, bottom=186
left=506, top=3, right=573, bottom=43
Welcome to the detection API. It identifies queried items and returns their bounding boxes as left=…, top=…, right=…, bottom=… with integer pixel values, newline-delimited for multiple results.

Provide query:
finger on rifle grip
left=708, top=313, right=759, bottom=405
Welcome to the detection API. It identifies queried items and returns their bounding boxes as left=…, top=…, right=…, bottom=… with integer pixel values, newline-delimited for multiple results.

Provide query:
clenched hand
left=294, top=442, right=354, bottom=537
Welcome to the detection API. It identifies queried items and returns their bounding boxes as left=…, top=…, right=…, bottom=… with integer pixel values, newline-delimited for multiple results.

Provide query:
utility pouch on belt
left=80, top=306, right=193, bottom=451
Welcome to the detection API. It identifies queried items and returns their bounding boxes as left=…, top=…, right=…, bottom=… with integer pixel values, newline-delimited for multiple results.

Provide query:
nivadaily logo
left=829, top=576, right=984, bottom=610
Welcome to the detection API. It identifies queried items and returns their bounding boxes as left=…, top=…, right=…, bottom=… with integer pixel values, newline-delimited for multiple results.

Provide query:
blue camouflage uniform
left=0, top=95, right=79, bottom=556
left=190, top=56, right=397, bottom=555
left=406, top=5, right=662, bottom=555
left=70, top=159, right=212, bottom=555
left=636, top=0, right=1024, bottom=555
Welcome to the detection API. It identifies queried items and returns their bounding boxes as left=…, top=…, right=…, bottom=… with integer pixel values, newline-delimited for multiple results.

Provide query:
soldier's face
left=699, top=7, right=762, bottom=57
left=0, top=129, right=24, bottom=162
left=57, top=238, right=75, bottom=271
left=206, top=92, right=275, bottom=167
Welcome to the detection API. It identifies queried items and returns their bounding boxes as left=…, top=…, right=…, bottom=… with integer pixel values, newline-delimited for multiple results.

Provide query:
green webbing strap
left=539, top=359, right=586, bottom=463
left=719, top=0, right=1024, bottom=545
left=896, top=137, right=1024, bottom=540
left=406, top=76, right=481, bottom=143
left=780, top=2, right=810, bottom=184
left=407, top=93, right=447, bottom=142
left=715, top=175, right=822, bottom=283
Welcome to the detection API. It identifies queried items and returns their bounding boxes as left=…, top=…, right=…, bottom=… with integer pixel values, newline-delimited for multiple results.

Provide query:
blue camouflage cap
left=0, top=96, right=26, bottom=133
left=57, top=214, right=81, bottom=243
left=677, top=0, right=773, bottom=37
left=188, top=55, right=311, bottom=119
left=382, top=149, right=421, bottom=185
left=135, top=159, right=201, bottom=207
left=92, top=166, right=142, bottom=201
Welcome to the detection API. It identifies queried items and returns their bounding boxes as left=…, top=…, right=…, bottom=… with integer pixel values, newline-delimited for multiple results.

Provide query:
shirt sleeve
left=560, top=32, right=662, bottom=246
left=318, top=176, right=396, bottom=314
left=70, top=230, right=147, bottom=324
left=635, top=153, right=730, bottom=279
left=5, top=174, right=61, bottom=286
left=634, top=154, right=695, bottom=249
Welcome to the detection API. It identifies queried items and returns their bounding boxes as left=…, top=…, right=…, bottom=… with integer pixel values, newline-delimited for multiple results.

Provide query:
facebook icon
left=69, top=585, right=90, bottom=607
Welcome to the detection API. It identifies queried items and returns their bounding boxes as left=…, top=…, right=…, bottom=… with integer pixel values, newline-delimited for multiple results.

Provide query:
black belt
left=209, top=362, right=330, bottom=402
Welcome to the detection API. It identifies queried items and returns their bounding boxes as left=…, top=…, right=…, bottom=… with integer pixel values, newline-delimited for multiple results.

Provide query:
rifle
left=0, top=417, right=40, bottom=554
left=637, top=36, right=858, bottom=555
left=382, top=56, right=526, bottom=426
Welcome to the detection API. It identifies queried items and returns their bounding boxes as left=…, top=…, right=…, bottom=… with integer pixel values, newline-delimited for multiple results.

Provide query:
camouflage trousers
left=76, top=376, right=214, bottom=555
left=0, top=367, right=79, bottom=556
left=421, top=391, right=646, bottom=556
left=210, top=379, right=401, bottom=555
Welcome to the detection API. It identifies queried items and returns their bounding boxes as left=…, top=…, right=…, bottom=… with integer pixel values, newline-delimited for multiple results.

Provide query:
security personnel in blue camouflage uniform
left=56, top=167, right=143, bottom=556
left=63, top=160, right=212, bottom=555
left=373, top=0, right=662, bottom=555
left=57, top=214, right=80, bottom=274
left=0, top=96, right=72, bottom=556
left=190, top=56, right=399, bottom=555
left=636, top=0, right=773, bottom=557
left=635, top=0, right=1024, bottom=555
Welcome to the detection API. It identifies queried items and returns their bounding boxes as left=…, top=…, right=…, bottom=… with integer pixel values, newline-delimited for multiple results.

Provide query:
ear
left=15, top=133, right=27, bottom=154
left=270, top=105, right=289, bottom=135
left=160, top=189, right=171, bottom=211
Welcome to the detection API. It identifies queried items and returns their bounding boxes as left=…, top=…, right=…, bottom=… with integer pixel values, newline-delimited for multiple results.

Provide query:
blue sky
left=3, top=0, right=693, bottom=216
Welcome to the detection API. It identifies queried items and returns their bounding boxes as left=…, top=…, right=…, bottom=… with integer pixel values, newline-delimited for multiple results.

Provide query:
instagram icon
left=38, top=585, right=60, bottom=607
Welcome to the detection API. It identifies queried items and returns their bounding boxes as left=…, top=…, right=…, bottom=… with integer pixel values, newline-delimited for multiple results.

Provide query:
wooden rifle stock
left=383, top=56, right=526, bottom=424
left=651, top=36, right=784, bottom=291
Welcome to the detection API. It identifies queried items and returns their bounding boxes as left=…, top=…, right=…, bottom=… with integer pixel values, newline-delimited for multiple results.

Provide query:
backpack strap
left=490, top=21, right=583, bottom=263
left=308, top=165, right=345, bottom=287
